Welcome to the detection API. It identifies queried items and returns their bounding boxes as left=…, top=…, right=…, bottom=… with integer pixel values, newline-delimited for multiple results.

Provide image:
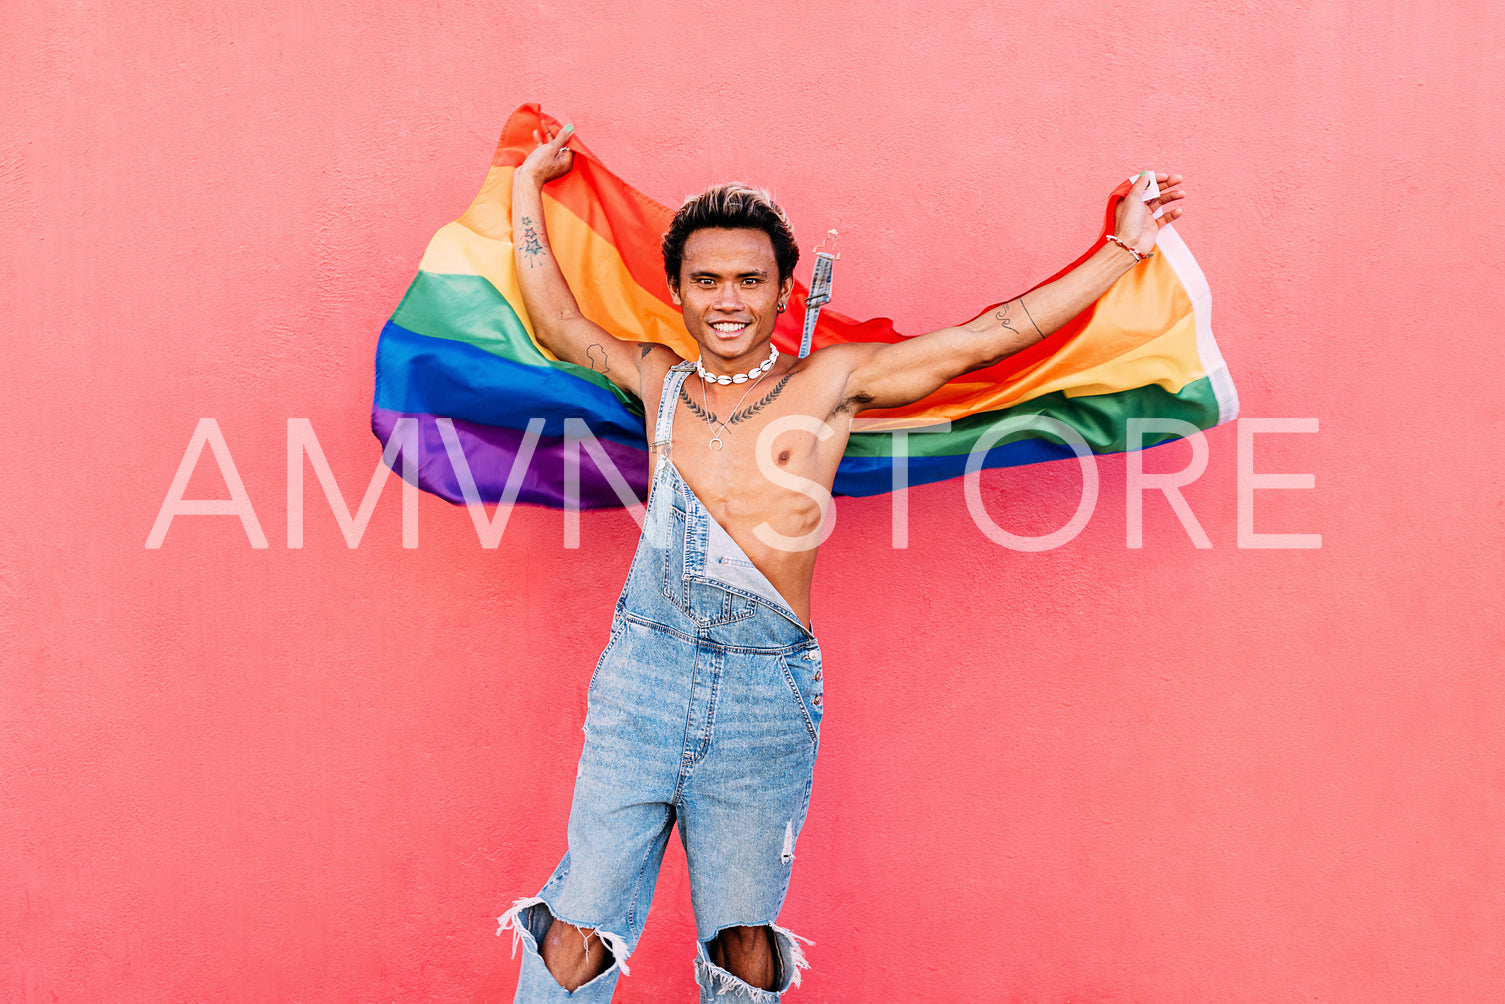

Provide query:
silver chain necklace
left=698, top=366, right=771, bottom=451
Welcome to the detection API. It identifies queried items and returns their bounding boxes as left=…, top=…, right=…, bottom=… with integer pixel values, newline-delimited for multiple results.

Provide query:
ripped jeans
left=499, top=380, right=823, bottom=1002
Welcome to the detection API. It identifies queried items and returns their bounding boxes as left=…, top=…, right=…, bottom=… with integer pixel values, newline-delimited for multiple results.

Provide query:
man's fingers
left=1148, top=205, right=1183, bottom=229
left=1150, top=188, right=1187, bottom=209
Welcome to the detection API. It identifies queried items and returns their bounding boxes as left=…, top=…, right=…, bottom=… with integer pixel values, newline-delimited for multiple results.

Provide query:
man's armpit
left=832, top=389, right=875, bottom=418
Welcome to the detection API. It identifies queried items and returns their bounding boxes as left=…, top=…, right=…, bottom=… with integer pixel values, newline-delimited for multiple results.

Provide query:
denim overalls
left=502, top=361, right=824, bottom=1002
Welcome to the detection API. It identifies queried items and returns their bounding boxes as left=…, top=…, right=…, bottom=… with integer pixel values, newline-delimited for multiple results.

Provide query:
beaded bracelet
left=1105, top=233, right=1154, bottom=263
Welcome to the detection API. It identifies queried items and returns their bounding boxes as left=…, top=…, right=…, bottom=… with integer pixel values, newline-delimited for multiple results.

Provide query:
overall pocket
left=780, top=645, right=825, bottom=744
left=661, top=507, right=757, bottom=628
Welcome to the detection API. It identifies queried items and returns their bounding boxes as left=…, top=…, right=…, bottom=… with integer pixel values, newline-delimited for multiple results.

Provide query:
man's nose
left=713, top=283, right=745, bottom=310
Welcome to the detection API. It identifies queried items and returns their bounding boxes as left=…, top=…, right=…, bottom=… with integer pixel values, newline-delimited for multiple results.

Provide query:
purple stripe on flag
left=371, top=407, right=650, bottom=510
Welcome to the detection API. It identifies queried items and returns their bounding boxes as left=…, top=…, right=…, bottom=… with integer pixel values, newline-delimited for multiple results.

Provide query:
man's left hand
left=1114, top=172, right=1187, bottom=255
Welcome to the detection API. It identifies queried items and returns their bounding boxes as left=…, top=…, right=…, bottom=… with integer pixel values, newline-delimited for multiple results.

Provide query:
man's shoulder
left=799, top=341, right=883, bottom=377
left=637, top=347, right=690, bottom=428
left=638, top=345, right=690, bottom=389
left=790, top=343, right=877, bottom=416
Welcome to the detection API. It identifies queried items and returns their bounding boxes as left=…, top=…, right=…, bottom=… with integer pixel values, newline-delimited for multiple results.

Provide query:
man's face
left=670, top=227, right=793, bottom=366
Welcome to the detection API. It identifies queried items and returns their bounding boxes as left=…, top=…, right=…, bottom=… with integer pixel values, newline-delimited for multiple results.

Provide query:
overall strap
left=652, top=361, right=695, bottom=476
left=639, top=360, right=695, bottom=550
left=797, top=231, right=839, bottom=359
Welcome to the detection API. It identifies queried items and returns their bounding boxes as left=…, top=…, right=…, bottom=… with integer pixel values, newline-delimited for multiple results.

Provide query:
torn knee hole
left=545, top=918, right=594, bottom=950
left=711, top=924, right=772, bottom=952
left=698, top=923, right=813, bottom=998
left=496, top=898, right=633, bottom=977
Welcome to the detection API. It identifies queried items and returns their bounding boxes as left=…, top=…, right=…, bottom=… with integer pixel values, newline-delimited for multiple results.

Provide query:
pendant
left=708, top=436, right=725, bottom=451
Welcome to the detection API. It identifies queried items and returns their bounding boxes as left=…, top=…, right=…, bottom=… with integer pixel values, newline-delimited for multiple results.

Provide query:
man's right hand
left=509, top=121, right=662, bottom=401
left=517, top=124, right=576, bottom=188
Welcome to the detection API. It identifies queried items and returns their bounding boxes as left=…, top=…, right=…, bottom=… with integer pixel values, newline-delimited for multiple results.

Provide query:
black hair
left=661, top=183, right=799, bottom=288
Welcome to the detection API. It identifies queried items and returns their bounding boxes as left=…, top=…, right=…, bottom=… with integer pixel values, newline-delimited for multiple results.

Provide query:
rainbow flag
left=373, top=104, right=1237, bottom=509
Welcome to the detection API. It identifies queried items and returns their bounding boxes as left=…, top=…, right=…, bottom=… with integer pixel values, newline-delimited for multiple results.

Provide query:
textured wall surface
left=4, top=2, right=1502, bottom=1001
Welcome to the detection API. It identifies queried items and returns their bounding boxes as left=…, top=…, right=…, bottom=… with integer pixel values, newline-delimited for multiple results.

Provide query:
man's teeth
left=710, top=322, right=748, bottom=332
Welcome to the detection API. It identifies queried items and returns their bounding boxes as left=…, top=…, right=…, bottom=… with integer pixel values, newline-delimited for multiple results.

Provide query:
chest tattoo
left=679, top=372, right=793, bottom=427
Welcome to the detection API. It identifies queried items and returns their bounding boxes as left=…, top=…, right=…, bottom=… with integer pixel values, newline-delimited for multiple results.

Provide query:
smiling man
left=499, top=122, right=1184, bottom=1003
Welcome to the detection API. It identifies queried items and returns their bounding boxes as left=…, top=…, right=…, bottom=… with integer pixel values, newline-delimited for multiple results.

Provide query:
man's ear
left=668, top=280, right=682, bottom=306
left=780, top=275, right=794, bottom=307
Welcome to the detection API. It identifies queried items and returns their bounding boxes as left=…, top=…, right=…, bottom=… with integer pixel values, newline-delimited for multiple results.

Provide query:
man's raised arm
left=837, top=172, right=1187, bottom=412
left=511, top=124, right=658, bottom=400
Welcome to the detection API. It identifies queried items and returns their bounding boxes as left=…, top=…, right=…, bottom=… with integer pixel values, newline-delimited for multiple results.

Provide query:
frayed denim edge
left=497, top=895, right=633, bottom=978
left=694, top=923, right=813, bottom=999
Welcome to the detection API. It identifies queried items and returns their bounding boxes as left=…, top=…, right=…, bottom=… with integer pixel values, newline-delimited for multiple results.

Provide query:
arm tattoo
left=518, top=215, right=547, bottom=267
left=1017, top=295, right=1045, bottom=339
left=994, top=301, right=1021, bottom=336
left=995, top=297, right=1045, bottom=341
left=639, top=344, right=653, bottom=358
left=586, top=343, right=609, bottom=375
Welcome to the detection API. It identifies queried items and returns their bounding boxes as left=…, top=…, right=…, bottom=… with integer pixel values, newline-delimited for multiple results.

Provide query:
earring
left=777, top=301, right=787, bottom=313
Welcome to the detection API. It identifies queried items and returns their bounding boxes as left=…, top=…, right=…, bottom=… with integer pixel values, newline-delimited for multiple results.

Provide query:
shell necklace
left=695, top=343, right=778, bottom=386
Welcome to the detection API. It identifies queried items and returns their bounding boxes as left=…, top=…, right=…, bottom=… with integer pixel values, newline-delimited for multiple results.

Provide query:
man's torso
left=639, top=350, right=862, bottom=627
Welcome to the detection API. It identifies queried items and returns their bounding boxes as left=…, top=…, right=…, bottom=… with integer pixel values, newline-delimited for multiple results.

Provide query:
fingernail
left=563, top=124, right=574, bottom=134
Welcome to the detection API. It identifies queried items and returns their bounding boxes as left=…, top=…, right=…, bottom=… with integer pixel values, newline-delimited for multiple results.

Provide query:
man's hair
left=661, top=183, right=800, bottom=289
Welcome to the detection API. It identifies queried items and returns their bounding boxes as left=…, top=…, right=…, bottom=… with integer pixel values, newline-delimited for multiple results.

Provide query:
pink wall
left=5, top=2, right=1502, bottom=1000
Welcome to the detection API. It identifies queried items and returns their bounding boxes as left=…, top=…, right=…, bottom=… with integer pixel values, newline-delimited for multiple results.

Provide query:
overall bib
left=502, top=362, right=823, bottom=1002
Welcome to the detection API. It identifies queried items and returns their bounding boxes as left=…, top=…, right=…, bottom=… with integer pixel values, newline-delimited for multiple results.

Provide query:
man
left=499, top=121, right=1184, bottom=1002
